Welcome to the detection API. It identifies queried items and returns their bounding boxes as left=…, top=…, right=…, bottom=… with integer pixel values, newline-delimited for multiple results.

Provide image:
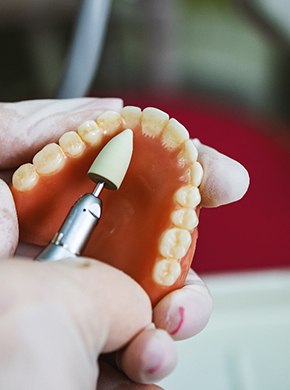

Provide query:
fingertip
left=223, top=158, right=250, bottom=204
left=153, top=279, right=213, bottom=340
left=118, top=328, right=177, bottom=384
left=195, top=142, right=250, bottom=207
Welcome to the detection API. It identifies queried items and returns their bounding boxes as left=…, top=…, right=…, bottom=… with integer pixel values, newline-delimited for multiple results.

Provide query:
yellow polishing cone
left=87, top=129, right=133, bottom=190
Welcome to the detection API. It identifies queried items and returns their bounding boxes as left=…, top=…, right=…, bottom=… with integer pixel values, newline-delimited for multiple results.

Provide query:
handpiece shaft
left=36, top=193, right=102, bottom=261
left=92, top=182, right=105, bottom=197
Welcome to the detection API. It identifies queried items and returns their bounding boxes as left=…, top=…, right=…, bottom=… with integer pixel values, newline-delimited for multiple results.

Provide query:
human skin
left=0, top=98, right=249, bottom=389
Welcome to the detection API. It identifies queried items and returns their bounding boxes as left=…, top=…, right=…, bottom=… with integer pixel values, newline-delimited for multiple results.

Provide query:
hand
left=0, top=99, right=249, bottom=388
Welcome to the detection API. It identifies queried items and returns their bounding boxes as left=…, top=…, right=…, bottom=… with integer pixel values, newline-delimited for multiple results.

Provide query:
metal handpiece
left=37, top=190, right=102, bottom=261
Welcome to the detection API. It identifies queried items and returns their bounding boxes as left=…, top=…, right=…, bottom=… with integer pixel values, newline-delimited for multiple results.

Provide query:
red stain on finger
left=169, top=306, right=185, bottom=336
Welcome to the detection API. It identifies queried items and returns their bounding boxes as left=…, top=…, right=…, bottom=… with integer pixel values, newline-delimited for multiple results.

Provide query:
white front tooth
left=77, top=120, right=102, bottom=145
left=175, top=185, right=201, bottom=208
left=121, top=106, right=141, bottom=129
left=33, top=143, right=65, bottom=175
left=141, top=107, right=169, bottom=137
left=162, top=118, right=189, bottom=150
left=153, top=259, right=181, bottom=287
left=12, top=163, right=39, bottom=191
left=159, top=228, right=192, bottom=259
left=190, top=161, right=203, bottom=187
left=171, top=208, right=198, bottom=231
left=96, top=111, right=123, bottom=135
left=59, top=131, right=85, bottom=157
left=178, top=140, right=198, bottom=166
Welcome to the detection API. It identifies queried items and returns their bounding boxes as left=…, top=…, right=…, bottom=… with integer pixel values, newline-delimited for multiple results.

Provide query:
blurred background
left=1, top=0, right=290, bottom=118
left=0, top=0, right=289, bottom=115
left=0, top=0, right=289, bottom=388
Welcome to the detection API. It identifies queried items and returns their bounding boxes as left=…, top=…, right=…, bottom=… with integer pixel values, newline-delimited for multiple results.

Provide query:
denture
left=11, top=106, right=203, bottom=305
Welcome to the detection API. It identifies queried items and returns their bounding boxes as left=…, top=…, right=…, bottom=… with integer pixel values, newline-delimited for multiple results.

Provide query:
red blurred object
left=115, top=90, right=290, bottom=274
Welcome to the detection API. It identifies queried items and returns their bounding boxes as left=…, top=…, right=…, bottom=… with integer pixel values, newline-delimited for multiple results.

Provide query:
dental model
left=11, top=106, right=203, bottom=305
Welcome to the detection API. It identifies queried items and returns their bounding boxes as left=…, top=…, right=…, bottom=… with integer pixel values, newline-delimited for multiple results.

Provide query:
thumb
left=0, top=258, right=152, bottom=388
left=39, top=257, right=153, bottom=354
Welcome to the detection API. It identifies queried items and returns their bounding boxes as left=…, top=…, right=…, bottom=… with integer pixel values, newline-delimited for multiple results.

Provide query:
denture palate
left=11, top=106, right=203, bottom=305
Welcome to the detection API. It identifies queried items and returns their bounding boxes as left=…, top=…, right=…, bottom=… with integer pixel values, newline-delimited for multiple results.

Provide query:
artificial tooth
left=153, top=259, right=181, bottom=287
left=141, top=107, right=169, bottom=137
left=175, top=185, right=201, bottom=208
left=96, top=111, right=123, bottom=135
left=159, top=228, right=192, bottom=259
left=77, top=120, right=102, bottom=145
left=121, top=106, right=142, bottom=129
left=59, top=131, right=85, bottom=157
left=33, top=143, right=66, bottom=175
left=190, top=161, right=203, bottom=187
left=171, top=208, right=198, bottom=231
left=12, top=163, right=39, bottom=191
left=178, top=140, right=198, bottom=166
left=162, top=118, right=189, bottom=150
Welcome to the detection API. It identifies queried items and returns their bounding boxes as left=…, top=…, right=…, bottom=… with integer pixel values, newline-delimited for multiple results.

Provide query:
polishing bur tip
left=88, top=129, right=133, bottom=190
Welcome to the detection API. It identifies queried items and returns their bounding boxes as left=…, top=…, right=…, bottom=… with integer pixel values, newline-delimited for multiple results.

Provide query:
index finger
left=0, top=98, right=123, bottom=169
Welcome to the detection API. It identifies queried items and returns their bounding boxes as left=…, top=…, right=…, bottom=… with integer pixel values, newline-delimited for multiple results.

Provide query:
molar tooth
left=153, top=259, right=181, bottom=287
left=162, top=118, right=189, bottom=150
left=96, top=111, right=123, bottom=135
left=121, top=106, right=141, bottom=129
left=77, top=120, right=102, bottom=145
left=159, top=228, right=192, bottom=259
left=190, top=161, right=203, bottom=187
left=175, top=185, right=201, bottom=208
left=12, top=163, right=39, bottom=191
left=59, top=131, right=85, bottom=157
left=141, top=107, right=169, bottom=137
left=33, top=143, right=66, bottom=175
left=171, top=208, right=198, bottom=231
left=179, top=140, right=198, bottom=166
